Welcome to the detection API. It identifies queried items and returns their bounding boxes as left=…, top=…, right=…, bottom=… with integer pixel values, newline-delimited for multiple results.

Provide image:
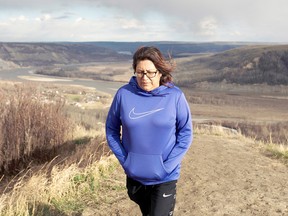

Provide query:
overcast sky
left=0, top=0, right=287, bottom=43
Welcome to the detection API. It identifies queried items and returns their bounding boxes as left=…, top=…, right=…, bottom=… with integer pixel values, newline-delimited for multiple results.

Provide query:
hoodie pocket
left=123, top=152, right=168, bottom=181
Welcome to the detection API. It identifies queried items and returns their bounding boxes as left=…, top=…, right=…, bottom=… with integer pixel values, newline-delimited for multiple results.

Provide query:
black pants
left=126, top=177, right=177, bottom=216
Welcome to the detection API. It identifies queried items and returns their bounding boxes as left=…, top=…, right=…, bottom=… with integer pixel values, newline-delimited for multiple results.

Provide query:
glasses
left=134, top=70, right=158, bottom=78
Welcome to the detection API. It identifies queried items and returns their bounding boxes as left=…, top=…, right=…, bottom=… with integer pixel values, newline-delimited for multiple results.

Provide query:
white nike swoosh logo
left=163, top=193, right=172, bottom=198
left=129, top=107, right=164, bottom=119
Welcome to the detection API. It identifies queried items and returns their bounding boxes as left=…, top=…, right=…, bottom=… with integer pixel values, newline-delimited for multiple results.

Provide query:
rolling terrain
left=1, top=42, right=288, bottom=143
left=0, top=42, right=287, bottom=215
left=2, top=42, right=287, bottom=86
left=175, top=44, right=288, bottom=86
left=0, top=41, right=248, bottom=68
left=0, top=42, right=130, bottom=67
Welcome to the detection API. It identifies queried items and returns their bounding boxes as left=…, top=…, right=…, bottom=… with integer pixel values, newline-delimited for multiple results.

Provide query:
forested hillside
left=177, top=44, right=288, bottom=86
left=0, top=43, right=130, bottom=67
left=0, top=41, right=246, bottom=67
left=1, top=42, right=288, bottom=85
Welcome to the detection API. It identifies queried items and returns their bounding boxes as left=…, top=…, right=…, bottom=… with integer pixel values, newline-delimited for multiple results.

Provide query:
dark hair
left=132, top=46, right=175, bottom=85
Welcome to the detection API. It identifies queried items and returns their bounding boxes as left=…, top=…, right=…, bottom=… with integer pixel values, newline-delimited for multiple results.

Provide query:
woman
left=106, top=46, right=193, bottom=216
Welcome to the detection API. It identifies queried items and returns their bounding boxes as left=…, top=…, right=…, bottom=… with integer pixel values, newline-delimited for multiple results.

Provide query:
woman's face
left=135, top=60, right=162, bottom=92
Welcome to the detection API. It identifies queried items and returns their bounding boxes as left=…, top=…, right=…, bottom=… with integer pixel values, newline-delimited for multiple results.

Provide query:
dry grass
left=0, top=82, right=112, bottom=174
left=0, top=153, right=119, bottom=216
left=0, top=124, right=286, bottom=216
left=182, top=84, right=288, bottom=144
left=0, top=78, right=287, bottom=215
left=0, top=81, right=117, bottom=215
left=0, top=84, right=72, bottom=175
left=193, top=123, right=288, bottom=165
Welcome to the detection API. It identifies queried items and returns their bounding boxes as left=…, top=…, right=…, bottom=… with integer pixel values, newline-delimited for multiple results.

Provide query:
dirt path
left=176, top=134, right=288, bottom=216
left=84, top=133, right=288, bottom=216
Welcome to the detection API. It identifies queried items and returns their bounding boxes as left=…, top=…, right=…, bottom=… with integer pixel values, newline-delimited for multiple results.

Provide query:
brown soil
left=84, top=133, right=288, bottom=216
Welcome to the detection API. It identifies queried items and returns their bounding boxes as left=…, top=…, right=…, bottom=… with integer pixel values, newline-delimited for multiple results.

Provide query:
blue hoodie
left=105, top=77, right=193, bottom=185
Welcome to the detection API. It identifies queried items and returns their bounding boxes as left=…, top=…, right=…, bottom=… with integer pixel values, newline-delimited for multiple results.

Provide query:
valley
left=0, top=42, right=287, bottom=215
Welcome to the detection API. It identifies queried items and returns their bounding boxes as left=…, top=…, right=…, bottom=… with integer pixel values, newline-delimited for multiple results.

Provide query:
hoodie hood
left=129, top=76, right=173, bottom=97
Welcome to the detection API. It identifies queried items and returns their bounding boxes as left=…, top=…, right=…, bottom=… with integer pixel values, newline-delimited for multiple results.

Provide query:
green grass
left=264, top=143, right=288, bottom=165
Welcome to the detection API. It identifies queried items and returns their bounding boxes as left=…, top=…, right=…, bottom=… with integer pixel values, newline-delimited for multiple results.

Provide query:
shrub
left=0, top=84, right=73, bottom=174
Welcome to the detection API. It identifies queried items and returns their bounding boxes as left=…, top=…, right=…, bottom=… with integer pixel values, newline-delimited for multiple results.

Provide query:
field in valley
left=50, top=57, right=288, bottom=144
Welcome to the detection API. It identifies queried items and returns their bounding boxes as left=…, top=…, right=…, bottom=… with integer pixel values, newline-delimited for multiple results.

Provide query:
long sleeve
left=164, top=92, right=193, bottom=173
left=105, top=92, right=127, bottom=165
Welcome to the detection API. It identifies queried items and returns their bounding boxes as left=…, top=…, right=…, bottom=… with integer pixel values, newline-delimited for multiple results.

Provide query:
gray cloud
left=0, top=0, right=287, bottom=42
left=84, top=0, right=288, bottom=42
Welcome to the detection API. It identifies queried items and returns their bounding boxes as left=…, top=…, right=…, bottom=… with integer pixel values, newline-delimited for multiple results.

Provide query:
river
left=0, top=67, right=125, bottom=95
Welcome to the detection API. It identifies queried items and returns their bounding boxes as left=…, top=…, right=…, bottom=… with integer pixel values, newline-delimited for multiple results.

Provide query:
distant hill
left=0, top=42, right=247, bottom=68
left=86, top=41, right=246, bottom=57
left=0, top=42, right=130, bottom=67
left=176, top=44, right=288, bottom=86
left=1, top=42, right=287, bottom=86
